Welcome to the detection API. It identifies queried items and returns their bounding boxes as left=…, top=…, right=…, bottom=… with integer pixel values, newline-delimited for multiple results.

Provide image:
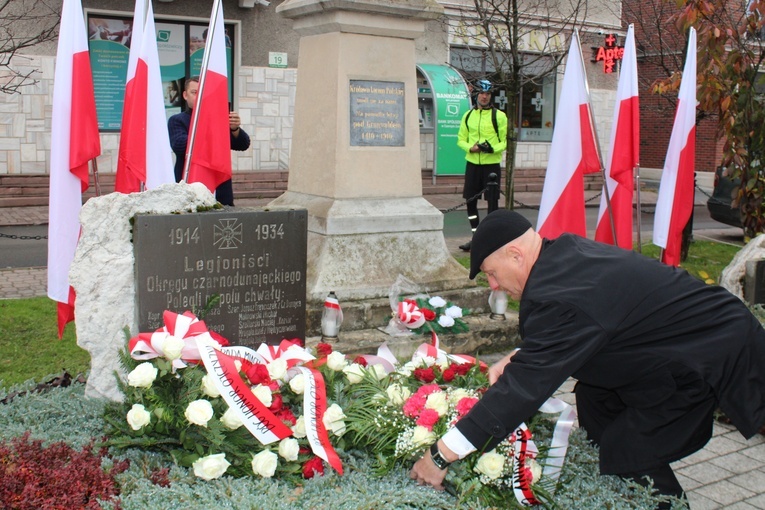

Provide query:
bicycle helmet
left=477, top=79, right=493, bottom=93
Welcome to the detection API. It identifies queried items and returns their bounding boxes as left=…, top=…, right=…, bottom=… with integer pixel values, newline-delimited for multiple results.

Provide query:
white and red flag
left=184, top=0, right=231, bottom=191
left=537, top=31, right=601, bottom=239
left=594, top=25, right=640, bottom=249
left=653, top=27, right=697, bottom=266
left=115, top=0, right=174, bottom=193
left=47, top=0, right=101, bottom=337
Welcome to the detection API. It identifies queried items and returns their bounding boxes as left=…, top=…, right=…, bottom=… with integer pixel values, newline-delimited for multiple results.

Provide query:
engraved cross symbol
left=605, top=33, right=616, bottom=46
left=531, top=92, right=545, bottom=112
left=494, top=89, right=507, bottom=110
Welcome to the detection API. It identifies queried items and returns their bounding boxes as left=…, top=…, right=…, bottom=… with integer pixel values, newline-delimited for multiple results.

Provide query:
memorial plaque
left=134, top=209, right=307, bottom=347
left=349, top=80, right=405, bottom=146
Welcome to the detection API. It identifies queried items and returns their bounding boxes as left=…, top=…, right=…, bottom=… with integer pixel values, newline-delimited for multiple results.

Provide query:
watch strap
left=429, top=442, right=452, bottom=470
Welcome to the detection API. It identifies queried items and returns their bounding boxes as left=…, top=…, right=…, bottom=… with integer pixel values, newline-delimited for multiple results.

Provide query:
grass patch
left=0, top=297, right=90, bottom=387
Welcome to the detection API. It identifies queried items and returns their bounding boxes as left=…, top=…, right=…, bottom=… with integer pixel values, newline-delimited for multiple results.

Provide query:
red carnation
left=316, top=342, right=333, bottom=357
left=354, top=355, right=368, bottom=367
left=442, top=367, right=456, bottom=383
left=414, top=367, right=436, bottom=383
left=277, top=407, right=297, bottom=425
left=422, top=309, right=436, bottom=321
left=269, top=393, right=284, bottom=412
left=302, top=457, right=325, bottom=479
left=452, top=362, right=472, bottom=376
left=245, top=364, right=271, bottom=385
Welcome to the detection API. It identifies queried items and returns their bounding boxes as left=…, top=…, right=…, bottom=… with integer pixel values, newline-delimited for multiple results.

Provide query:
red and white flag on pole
left=537, top=31, right=601, bottom=239
left=594, top=25, right=640, bottom=249
left=115, top=0, right=174, bottom=193
left=47, top=0, right=101, bottom=337
left=184, top=0, right=231, bottom=191
left=653, top=28, right=697, bottom=266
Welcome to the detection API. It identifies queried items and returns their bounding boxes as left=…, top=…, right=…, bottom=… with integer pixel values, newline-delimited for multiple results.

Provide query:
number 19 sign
left=269, top=52, right=288, bottom=68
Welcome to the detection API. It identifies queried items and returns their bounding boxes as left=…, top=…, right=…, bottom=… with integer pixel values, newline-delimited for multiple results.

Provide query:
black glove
left=478, top=141, right=494, bottom=153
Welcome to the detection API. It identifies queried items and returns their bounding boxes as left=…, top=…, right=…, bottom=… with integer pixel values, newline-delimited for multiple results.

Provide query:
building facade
left=1, top=0, right=624, bottom=186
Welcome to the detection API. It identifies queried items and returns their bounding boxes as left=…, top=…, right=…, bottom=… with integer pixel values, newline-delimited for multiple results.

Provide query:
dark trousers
left=575, top=375, right=715, bottom=507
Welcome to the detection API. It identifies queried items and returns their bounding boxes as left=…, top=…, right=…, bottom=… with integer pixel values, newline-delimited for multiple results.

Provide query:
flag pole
left=635, top=163, right=641, bottom=252
left=575, top=29, right=617, bottom=242
left=182, top=0, right=222, bottom=183
left=91, top=157, right=102, bottom=196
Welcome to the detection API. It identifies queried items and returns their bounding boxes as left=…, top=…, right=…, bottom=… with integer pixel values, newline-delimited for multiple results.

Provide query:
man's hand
left=488, top=349, right=519, bottom=385
left=229, top=111, right=241, bottom=133
left=470, top=142, right=481, bottom=153
left=409, top=449, right=448, bottom=490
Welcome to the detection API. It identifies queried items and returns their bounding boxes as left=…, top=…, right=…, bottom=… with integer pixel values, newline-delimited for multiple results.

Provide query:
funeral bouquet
left=104, top=311, right=354, bottom=482
left=385, top=275, right=469, bottom=336
left=342, top=338, right=576, bottom=508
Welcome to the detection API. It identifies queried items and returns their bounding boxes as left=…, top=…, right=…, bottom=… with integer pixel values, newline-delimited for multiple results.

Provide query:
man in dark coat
left=411, top=209, right=765, bottom=505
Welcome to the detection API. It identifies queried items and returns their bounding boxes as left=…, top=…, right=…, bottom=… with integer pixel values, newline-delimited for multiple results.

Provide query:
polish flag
left=184, top=0, right=231, bottom=191
left=653, top=28, right=697, bottom=266
left=594, top=25, right=640, bottom=249
left=115, top=0, right=174, bottom=193
left=47, top=0, right=101, bottom=337
left=537, top=31, right=601, bottom=239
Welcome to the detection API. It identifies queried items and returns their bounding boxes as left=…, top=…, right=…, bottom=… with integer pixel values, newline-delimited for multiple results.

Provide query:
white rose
left=437, top=315, right=455, bottom=328
left=370, top=363, right=388, bottom=381
left=422, top=356, right=436, bottom=367
left=386, top=383, right=411, bottom=405
left=343, top=363, right=365, bottom=384
left=185, top=399, right=214, bottom=427
left=326, top=351, right=348, bottom=371
left=449, top=388, right=471, bottom=405
left=425, top=391, right=449, bottom=417
left=292, top=416, right=307, bottom=438
left=162, top=334, right=186, bottom=361
left=201, top=374, right=221, bottom=398
left=267, top=358, right=288, bottom=381
left=221, top=407, right=243, bottom=430
left=322, top=403, right=347, bottom=437
left=192, top=453, right=230, bottom=481
left=126, top=403, right=151, bottom=430
left=527, top=457, right=542, bottom=483
left=445, top=305, right=463, bottom=318
left=252, top=449, right=278, bottom=478
left=278, top=437, right=300, bottom=461
left=251, top=384, right=273, bottom=407
left=475, top=451, right=505, bottom=479
left=288, top=373, right=306, bottom=394
left=428, top=296, right=447, bottom=308
left=411, top=425, right=436, bottom=447
left=127, top=362, right=158, bottom=388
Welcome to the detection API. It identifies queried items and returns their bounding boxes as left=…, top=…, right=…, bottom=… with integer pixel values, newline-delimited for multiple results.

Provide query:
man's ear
left=504, top=243, right=523, bottom=263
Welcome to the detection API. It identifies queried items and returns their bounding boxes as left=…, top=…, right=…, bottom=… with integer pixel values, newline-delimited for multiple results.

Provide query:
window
left=87, top=11, right=237, bottom=131
left=518, top=74, right=555, bottom=142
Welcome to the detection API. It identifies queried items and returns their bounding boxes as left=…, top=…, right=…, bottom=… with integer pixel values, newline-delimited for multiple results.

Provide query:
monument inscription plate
left=134, top=209, right=307, bottom=347
left=349, top=80, right=405, bottom=147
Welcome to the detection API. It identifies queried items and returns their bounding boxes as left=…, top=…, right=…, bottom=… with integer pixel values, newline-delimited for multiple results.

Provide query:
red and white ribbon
left=128, top=310, right=217, bottom=370
left=397, top=300, right=425, bottom=329
left=538, top=397, right=576, bottom=484
left=412, top=332, right=487, bottom=370
left=196, top=337, right=293, bottom=445
left=358, top=342, right=398, bottom=374
left=512, top=424, right=542, bottom=506
left=287, top=366, right=343, bottom=474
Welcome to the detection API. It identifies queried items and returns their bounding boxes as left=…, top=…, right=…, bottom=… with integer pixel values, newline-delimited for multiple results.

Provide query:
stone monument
left=273, top=0, right=470, bottom=301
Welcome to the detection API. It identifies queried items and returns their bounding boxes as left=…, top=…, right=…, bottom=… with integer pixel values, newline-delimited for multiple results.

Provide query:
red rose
left=422, top=309, right=436, bottom=321
left=441, top=367, right=456, bottom=382
left=268, top=380, right=280, bottom=392
left=316, top=342, right=333, bottom=357
left=269, top=393, right=284, bottom=411
left=354, top=356, right=368, bottom=367
left=302, top=457, right=325, bottom=479
left=413, top=367, right=436, bottom=383
left=245, top=364, right=271, bottom=385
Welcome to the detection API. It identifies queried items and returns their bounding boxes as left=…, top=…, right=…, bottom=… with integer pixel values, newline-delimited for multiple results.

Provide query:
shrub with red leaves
left=0, top=432, right=129, bottom=510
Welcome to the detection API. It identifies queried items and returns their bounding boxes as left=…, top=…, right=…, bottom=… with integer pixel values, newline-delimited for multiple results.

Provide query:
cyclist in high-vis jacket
left=456, top=79, right=508, bottom=252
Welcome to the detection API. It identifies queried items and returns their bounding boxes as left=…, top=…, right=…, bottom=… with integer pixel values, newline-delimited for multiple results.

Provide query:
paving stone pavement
left=2, top=195, right=764, bottom=509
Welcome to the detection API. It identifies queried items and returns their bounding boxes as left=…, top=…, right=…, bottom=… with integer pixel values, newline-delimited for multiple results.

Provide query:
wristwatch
left=429, top=442, right=452, bottom=470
